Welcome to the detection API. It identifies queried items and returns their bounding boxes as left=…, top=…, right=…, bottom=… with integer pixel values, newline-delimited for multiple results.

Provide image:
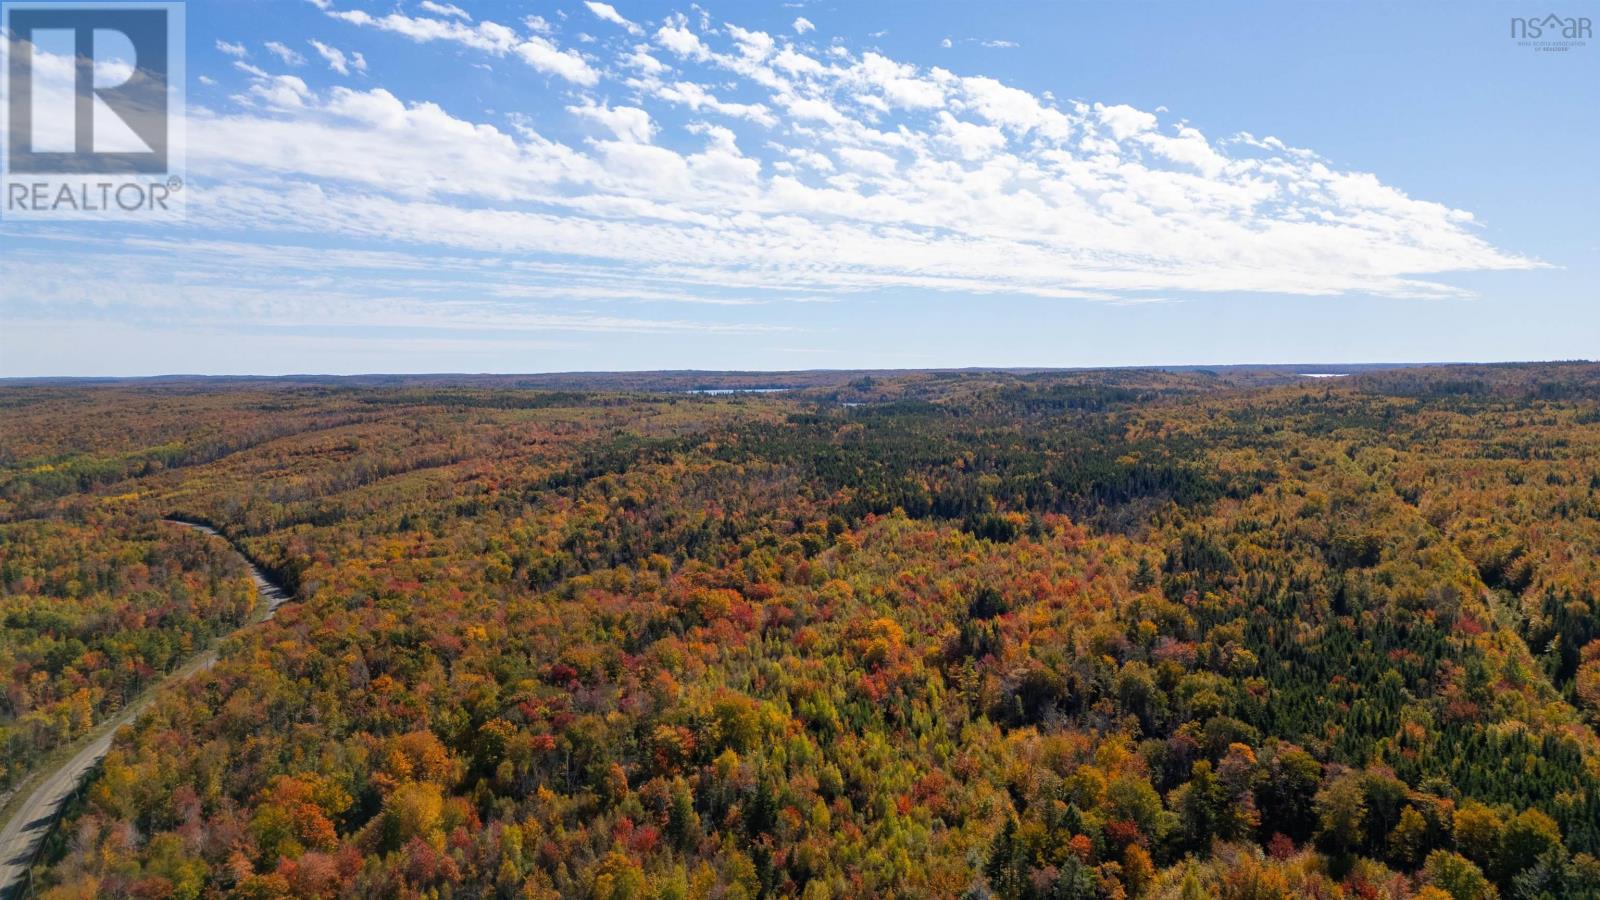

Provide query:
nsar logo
left=1510, top=12, right=1592, bottom=52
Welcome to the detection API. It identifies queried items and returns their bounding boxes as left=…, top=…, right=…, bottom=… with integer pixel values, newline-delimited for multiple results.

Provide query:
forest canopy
left=2, top=363, right=1599, bottom=899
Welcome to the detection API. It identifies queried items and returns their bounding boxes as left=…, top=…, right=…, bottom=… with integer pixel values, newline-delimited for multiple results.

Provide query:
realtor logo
left=2, top=1, right=185, bottom=219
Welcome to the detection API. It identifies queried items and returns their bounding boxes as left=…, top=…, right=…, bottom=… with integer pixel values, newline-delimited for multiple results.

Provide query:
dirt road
left=0, top=521, right=290, bottom=898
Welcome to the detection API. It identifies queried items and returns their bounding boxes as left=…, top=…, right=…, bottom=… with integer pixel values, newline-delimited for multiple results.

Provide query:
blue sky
left=1, top=0, right=1596, bottom=376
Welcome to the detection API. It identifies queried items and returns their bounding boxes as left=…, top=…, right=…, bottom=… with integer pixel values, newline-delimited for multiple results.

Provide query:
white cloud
left=216, top=40, right=247, bottom=57
left=322, top=5, right=599, bottom=85
left=793, top=17, right=814, bottom=34
left=936, top=111, right=1006, bottom=160
left=725, top=24, right=775, bottom=60
left=960, top=76, right=1072, bottom=141
left=784, top=96, right=847, bottom=126
left=326, top=9, right=516, bottom=53
left=633, top=78, right=776, bottom=127
left=54, top=8, right=1536, bottom=326
left=265, top=41, right=306, bottom=66
left=772, top=46, right=824, bottom=75
left=584, top=1, right=644, bottom=36
left=836, top=146, right=897, bottom=177
left=1095, top=103, right=1158, bottom=140
left=308, top=39, right=367, bottom=75
left=1141, top=125, right=1228, bottom=177
left=236, top=72, right=311, bottom=110
left=568, top=100, right=654, bottom=143
left=655, top=16, right=709, bottom=60
left=855, top=51, right=944, bottom=109
left=622, top=45, right=669, bottom=75
left=514, top=35, right=601, bottom=85
left=419, top=1, right=470, bottom=19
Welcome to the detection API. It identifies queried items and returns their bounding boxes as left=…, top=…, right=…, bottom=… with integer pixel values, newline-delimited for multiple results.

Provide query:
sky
left=1, top=0, right=1596, bottom=376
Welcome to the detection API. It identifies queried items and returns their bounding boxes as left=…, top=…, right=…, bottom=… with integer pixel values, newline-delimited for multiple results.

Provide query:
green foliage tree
left=1423, top=850, right=1498, bottom=900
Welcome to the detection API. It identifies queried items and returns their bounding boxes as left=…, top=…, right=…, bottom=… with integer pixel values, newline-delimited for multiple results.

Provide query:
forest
left=2, top=363, right=1599, bottom=899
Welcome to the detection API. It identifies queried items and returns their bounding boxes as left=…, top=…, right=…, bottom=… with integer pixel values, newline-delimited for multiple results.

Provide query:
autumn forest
left=3, top=363, right=1600, bottom=899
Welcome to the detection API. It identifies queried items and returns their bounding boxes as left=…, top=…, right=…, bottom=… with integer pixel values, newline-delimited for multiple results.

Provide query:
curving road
left=0, top=521, right=291, bottom=898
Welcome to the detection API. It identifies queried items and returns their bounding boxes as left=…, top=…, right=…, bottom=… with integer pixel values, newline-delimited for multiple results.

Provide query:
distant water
left=1299, top=373, right=1349, bottom=378
left=685, top=388, right=791, bottom=394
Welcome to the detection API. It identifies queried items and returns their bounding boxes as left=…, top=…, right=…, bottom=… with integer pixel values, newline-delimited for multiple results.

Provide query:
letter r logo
left=6, top=6, right=169, bottom=173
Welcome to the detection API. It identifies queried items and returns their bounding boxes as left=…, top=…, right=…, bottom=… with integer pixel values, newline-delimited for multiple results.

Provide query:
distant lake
left=685, top=388, right=791, bottom=395
left=1298, top=373, right=1349, bottom=378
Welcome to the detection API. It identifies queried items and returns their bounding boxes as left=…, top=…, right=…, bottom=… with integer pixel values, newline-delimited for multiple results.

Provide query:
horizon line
left=4, top=359, right=1598, bottom=383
